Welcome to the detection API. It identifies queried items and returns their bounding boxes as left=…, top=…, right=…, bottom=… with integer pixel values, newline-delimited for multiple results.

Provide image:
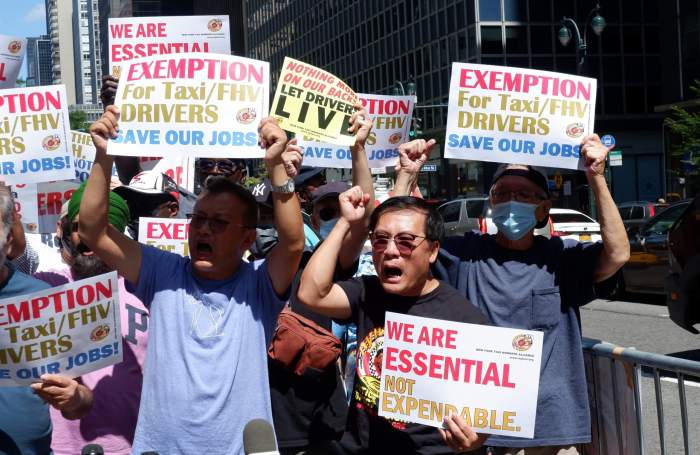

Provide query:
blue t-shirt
left=437, top=233, right=611, bottom=448
left=129, top=245, right=286, bottom=454
left=0, top=263, right=52, bottom=455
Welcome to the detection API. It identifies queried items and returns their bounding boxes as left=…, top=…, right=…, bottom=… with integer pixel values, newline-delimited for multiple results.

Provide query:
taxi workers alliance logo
left=8, top=40, right=22, bottom=54
left=90, top=325, right=110, bottom=342
left=566, top=122, right=585, bottom=138
left=512, top=333, right=533, bottom=351
left=236, top=107, right=256, bottom=124
left=42, top=134, right=61, bottom=151
left=389, top=133, right=402, bottom=144
left=207, top=18, right=223, bottom=32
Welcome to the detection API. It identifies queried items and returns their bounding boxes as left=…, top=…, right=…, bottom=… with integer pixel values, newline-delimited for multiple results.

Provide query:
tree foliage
left=665, top=80, right=700, bottom=171
left=69, top=110, right=90, bottom=132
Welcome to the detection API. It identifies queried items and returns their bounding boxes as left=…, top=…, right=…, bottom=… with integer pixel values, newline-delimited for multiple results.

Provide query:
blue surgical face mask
left=492, top=201, right=539, bottom=241
left=319, top=218, right=339, bottom=239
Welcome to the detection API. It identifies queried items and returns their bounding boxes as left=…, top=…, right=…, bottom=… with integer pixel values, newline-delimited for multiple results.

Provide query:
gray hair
left=0, top=186, right=15, bottom=239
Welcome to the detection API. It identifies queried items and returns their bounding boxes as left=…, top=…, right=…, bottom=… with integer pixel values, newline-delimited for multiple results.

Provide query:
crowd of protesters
left=0, top=68, right=629, bottom=455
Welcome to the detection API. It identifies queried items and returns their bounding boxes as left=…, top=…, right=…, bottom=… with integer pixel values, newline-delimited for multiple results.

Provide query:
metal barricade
left=582, top=337, right=700, bottom=455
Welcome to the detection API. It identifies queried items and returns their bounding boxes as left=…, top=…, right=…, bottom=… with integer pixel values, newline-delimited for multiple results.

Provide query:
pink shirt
left=35, top=268, right=149, bottom=455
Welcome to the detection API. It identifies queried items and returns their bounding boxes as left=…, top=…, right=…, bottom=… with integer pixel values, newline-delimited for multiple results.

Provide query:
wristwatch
left=270, top=178, right=295, bottom=194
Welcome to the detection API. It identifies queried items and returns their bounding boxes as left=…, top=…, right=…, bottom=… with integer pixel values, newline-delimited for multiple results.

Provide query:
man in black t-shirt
left=298, top=190, right=490, bottom=454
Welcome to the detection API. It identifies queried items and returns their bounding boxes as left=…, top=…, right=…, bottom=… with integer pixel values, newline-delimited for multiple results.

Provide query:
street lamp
left=558, top=2, right=606, bottom=74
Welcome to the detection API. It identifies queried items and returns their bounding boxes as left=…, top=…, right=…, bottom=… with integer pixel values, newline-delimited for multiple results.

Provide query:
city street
left=581, top=295, right=700, bottom=455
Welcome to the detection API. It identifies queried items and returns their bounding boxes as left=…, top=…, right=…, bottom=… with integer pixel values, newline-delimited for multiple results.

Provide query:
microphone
left=81, top=444, right=104, bottom=455
left=243, top=419, right=280, bottom=455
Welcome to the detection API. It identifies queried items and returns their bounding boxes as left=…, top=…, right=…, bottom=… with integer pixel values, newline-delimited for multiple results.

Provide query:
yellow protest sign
left=271, top=57, right=359, bottom=146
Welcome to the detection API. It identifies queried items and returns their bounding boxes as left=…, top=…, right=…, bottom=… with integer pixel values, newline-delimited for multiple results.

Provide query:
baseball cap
left=492, top=164, right=550, bottom=197
left=249, top=179, right=272, bottom=207
left=113, top=171, right=179, bottom=202
left=311, top=181, right=349, bottom=205
left=294, top=167, right=325, bottom=187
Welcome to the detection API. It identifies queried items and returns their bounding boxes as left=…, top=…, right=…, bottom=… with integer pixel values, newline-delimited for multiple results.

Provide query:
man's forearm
left=351, top=144, right=375, bottom=213
left=393, top=170, right=416, bottom=197
left=80, top=144, right=114, bottom=239
left=590, top=174, right=630, bottom=279
left=299, top=218, right=351, bottom=304
left=268, top=160, right=304, bottom=251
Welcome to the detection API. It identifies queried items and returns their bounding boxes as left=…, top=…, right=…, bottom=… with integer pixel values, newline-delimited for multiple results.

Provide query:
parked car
left=438, top=197, right=552, bottom=238
left=617, top=201, right=669, bottom=232
left=621, top=201, right=690, bottom=295
left=665, top=195, right=700, bottom=333
left=549, top=208, right=602, bottom=242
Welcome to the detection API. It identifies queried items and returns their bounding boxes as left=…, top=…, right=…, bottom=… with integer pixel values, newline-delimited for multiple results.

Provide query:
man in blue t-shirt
left=394, top=136, right=630, bottom=454
left=0, top=188, right=93, bottom=455
left=77, top=107, right=305, bottom=454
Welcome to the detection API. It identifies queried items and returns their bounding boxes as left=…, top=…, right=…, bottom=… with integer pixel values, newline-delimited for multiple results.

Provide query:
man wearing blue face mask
left=310, top=182, right=350, bottom=240
left=395, top=135, right=630, bottom=455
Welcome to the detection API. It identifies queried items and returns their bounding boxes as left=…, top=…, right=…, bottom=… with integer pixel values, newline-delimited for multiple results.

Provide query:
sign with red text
left=0, top=85, right=74, bottom=184
left=72, top=131, right=119, bottom=182
left=0, top=35, right=27, bottom=89
left=0, top=272, right=122, bottom=386
left=13, top=180, right=80, bottom=234
left=298, top=94, right=414, bottom=168
left=379, top=312, right=543, bottom=438
left=108, top=16, right=231, bottom=77
left=138, top=217, right=189, bottom=256
left=139, top=156, right=196, bottom=193
left=108, top=53, right=269, bottom=158
left=445, top=63, right=597, bottom=170
left=271, top=57, right=359, bottom=146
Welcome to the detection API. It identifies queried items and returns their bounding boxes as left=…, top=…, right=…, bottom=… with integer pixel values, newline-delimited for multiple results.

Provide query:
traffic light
left=409, top=117, right=423, bottom=139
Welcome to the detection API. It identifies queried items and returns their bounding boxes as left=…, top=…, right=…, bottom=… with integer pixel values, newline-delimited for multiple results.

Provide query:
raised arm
left=260, top=118, right=305, bottom=296
left=580, top=134, right=630, bottom=282
left=337, top=106, right=375, bottom=270
left=31, top=375, right=94, bottom=420
left=79, top=106, right=142, bottom=284
left=393, top=139, right=436, bottom=196
left=297, top=186, right=369, bottom=319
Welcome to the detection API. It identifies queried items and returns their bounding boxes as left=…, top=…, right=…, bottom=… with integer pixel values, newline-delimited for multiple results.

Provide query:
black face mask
left=250, top=226, right=278, bottom=259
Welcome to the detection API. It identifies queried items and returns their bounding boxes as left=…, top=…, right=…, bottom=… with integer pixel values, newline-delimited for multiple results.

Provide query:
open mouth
left=382, top=265, right=403, bottom=282
left=77, top=243, right=93, bottom=255
left=196, top=242, right=213, bottom=255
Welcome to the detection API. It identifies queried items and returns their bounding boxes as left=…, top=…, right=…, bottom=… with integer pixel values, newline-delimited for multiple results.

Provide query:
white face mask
left=318, top=218, right=339, bottom=239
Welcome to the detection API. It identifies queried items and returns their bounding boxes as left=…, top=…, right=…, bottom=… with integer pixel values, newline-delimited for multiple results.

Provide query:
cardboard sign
left=271, top=57, right=359, bottom=146
left=13, top=180, right=80, bottom=234
left=108, top=52, right=269, bottom=158
left=379, top=312, right=543, bottom=438
left=298, top=94, right=414, bottom=169
left=0, top=85, right=74, bottom=184
left=139, top=156, right=196, bottom=193
left=72, top=131, right=119, bottom=182
left=0, top=35, right=27, bottom=89
left=445, top=63, right=597, bottom=170
left=108, top=16, right=231, bottom=77
left=138, top=217, right=189, bottom=256
left=0, top=272, right=122, bottom=386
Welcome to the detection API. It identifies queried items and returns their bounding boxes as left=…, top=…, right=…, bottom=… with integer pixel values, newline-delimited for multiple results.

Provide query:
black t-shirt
left=332, top=276, right=491, bottom=455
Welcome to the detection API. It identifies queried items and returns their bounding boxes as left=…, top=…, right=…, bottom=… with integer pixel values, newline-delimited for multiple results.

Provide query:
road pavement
left=581, top=294, right=700, bottom=455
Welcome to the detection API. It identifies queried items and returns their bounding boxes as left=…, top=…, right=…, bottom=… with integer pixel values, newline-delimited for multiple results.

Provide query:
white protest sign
left=298, top=94, right=414, bottom=169
left=72, top=131, right=119, bottom=182
left=0, top=35, right=27, bottom=89
left=109, top=52, right=269, bottom=158
left=0, top=85, right=74, bottom=184
left=445, top=63, right=597, bottom=170
left=13, top=180, right=80, bottom=234
left=138, top=217, right=189, bottom=256
left=379, top=312, right=543, bottom=438
left=139, top=156, right=196, bottom=193
left=0, top=272, right=122, bottom=386
left=108, top=15, right=231, bottom=77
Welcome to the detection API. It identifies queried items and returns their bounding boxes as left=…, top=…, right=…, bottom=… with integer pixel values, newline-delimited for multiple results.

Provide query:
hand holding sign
left=90, top=106, right=121, bottom=151
left=348, top=105, right=373, bottom=147
left=339, top=186, right=370, bottom=224
left=30, top=374, right=91, bottom=418
left=580, top=134, right=607, bottom=177
left=438, top=414, right=486, bottom=453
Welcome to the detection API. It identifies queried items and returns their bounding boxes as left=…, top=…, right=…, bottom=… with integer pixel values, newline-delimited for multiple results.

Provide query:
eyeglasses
left=490, top=189, right=547, bottom=204
left=370, top=232, right=427, bottom=255
left=186, top=213, right=250, bottom=233
left=200, top=159, right=237, bottom=175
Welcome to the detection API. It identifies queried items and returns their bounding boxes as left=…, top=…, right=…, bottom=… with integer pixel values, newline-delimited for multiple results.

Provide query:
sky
left=0, top=0, right=49, bottom=78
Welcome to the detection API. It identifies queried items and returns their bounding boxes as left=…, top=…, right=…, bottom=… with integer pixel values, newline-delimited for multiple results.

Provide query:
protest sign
left=108, top=16, right=231, bottom=77
left=0, top=272, right=122, bottom=386
left=138, top=217, right=189, bottom=256
left=0, top=85, right=74, bottom=184
left=445, top=63, right=597, bottom=170
left=0, top=35, right=27, bottom=89
left=108, top=52, right=269, bottom=159
left=13, top=180, right=80, bottom=234
left=140, top=156, right=196, bottom=193
left=72, top=131, right=120, bottom=182
left=271, top=57, right=359, bottom=146
left=379, top=312, right=543, bottom=438
left=298, top=94, right=414, bottom=169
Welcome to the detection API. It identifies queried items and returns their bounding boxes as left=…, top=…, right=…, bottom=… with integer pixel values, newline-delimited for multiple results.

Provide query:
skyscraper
left=46, top=0, right=77, bottom=103
left=26, top=35, right=53, bottom=87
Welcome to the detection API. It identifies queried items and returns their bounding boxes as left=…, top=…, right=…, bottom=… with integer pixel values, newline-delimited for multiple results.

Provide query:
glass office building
left=247, top=0, right=691, bottom=206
